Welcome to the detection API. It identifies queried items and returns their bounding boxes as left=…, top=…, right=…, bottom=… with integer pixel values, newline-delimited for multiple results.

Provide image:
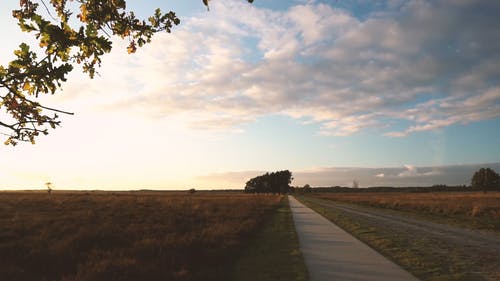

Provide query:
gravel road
left=301, top=196, right=500, bottom=281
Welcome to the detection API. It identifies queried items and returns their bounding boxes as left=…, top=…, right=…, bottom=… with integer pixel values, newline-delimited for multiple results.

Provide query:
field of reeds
left=309, top=191, right=500, bottom=230
left=0, top=191, right=282, bottom=281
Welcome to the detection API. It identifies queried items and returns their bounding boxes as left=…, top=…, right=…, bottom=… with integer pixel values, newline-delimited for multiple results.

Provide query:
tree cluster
left=295, top=184, right=311, bottom=193
left=471, top=168, right=500, bottom=192
left=245, top=170, right=292, bottom=194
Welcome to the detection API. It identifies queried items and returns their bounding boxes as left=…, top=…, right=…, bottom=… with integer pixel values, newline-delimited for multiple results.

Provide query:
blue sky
left=0, top=0, right=499, bottom=189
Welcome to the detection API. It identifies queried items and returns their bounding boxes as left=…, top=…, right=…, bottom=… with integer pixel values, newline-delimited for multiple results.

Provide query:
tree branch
left=40, top=0, right=58, bottom=22
left=37, top=104, right=74, bottom=115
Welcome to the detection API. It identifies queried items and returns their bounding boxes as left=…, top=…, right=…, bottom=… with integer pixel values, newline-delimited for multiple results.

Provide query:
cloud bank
left=64, top=0, right=500, bottom=137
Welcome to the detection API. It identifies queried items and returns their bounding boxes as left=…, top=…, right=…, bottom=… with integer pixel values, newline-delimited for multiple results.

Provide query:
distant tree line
left=290, top=167, right=500, bottom=194
left=245, top=170, right=292, bottom=194
left=299, top=185, right=472, bottom=193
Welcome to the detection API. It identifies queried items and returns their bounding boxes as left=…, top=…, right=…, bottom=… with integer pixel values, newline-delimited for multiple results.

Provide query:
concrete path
left=289, top=196, right=420, bottom=281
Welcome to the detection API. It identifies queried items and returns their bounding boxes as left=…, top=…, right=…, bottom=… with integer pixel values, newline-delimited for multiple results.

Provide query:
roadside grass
left=307, top=192, right=500, bottom=231
left=297, top=195, right=498, bottom=281
left=231, top=196, right=308, bottom=281
left=0, top=191, right=283, bottom=281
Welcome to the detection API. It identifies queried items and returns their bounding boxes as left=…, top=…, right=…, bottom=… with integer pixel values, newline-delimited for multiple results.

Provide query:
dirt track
left=301, top=197, right=500, bottom=281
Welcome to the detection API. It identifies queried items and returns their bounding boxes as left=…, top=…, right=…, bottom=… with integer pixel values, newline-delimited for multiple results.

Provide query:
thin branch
left=101, top=23, right=113, bottom=38
left=40, top=0, right=58, bottom=22
left=30, top=120, right=37, bottom=131
left=37, top=104, right=74, bottom=115
left=12, top=126, right=38, bottom=132
left=1, top=80, right=74, bottom=116
left=0, top=121, right=15, bottom=130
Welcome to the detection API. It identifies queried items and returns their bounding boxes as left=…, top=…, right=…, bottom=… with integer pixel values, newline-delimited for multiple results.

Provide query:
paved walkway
left=289, top=196, right=420, bottom=281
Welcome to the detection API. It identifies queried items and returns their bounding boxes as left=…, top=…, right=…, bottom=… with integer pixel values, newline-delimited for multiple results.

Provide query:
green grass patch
left=296, top=196, right=495, bottom=281
left=231, top=197, right=308, bottom=281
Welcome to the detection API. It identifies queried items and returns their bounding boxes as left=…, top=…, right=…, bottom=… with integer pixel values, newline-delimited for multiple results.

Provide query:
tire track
left=307, top=197, right=500, bottom=253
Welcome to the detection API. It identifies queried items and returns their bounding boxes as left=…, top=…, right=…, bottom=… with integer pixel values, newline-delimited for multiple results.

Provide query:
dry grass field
left=310, top=191, right=500, bottom=218
left=309, top=191, right=500, bottom=230
left=298, top=194, right=500, bottom=281
left=0, top=191, right=282, bottom=281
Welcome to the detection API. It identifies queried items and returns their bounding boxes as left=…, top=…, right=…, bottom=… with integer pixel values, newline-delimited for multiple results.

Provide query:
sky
left=1, top=0, right=499, bottom=190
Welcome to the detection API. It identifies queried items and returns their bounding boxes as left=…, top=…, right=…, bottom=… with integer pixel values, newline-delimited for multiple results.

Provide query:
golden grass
left=310, top=191, right=500, bottom=220
left=0, top=191, right=282, bottom=281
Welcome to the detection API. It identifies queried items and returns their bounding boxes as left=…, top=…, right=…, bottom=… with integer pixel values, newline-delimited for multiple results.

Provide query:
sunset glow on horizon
left=1, top=0, right=499, bottom=190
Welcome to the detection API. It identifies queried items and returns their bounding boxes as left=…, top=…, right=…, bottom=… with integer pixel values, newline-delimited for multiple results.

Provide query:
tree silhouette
left=245, top=170, right=292, bottom=194
left=471, top=168, right=500, bottom=193
left=1, top=0, right=254, bottom=145
left=45, top=181, right=53, bottom=197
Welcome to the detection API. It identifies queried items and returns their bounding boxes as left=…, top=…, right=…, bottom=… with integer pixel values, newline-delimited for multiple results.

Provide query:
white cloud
left=398, top=164, right=419, bottom=177
left=59, top=0, right=500, bottom=137
left=397, top=164, right=442, bottom=178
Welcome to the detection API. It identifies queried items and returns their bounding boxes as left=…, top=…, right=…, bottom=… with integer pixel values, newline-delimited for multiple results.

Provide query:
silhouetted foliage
left=245, top=170, right=293, bottom=194
left=1, top=0, right=254, bottom=145
left=308, top=185, right=471, bottom=193
left=471, top=168, right=500, bottom=192
left=45, top=181, right=53, bottom=197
